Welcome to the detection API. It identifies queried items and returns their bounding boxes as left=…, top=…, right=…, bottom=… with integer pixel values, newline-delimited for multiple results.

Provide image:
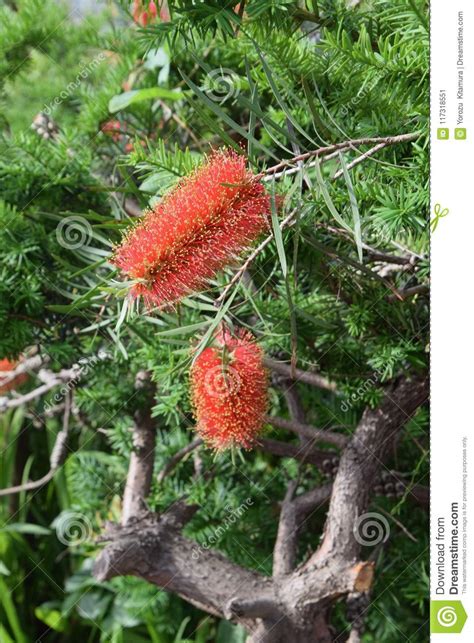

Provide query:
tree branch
left=157, top=437, right=203, bottom=484
left=266, top=415, right=347, bottom=448
left=94, top=513, right=277, bottom=623
left=121, top=373, right=156, bottom=525
left=257, top=437, right=333, bottom=466
left=273, top=480, right=298, bottom=577
left=0, top=392, right=72, bottom=497
left=263, top=357, right=338, bottom=393
left=311, top=375, right=429, bottom=564
left=259, top=133, right=419, bottom=179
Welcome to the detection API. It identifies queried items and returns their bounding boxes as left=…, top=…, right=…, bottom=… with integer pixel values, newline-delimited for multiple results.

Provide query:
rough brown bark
left=94, top=374, right=428, bottom=642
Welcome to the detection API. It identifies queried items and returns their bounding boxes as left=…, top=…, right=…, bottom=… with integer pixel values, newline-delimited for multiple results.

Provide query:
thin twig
left=217, top=134, right=419, bottom=307
left=214, top=209, right=298, bottom=306
left=262, top=149, right=344, bottom=183
left=258, top=132, right=419, bottom=180
left=0, top=393, right=72, bottom=497
left=0, top=354, right=44, bottom=387
left=332, top=142, right=387, bottom=180
left=157, top=438, right=203, bottom=483
left=263, top=357, right=338, bottom=393
left=265, top=415, right=347, bottom=449
left=374, top=504, right=418, bottom=543
left=387, top=284, right=429, bottom=302
left=0, top=364, right=83, bottom=411
left=257, top=437, right=332, bottom=466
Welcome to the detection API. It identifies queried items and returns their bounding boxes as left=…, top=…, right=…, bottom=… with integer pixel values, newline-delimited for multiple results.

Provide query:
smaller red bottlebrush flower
left=0, top=358, right=29, bottom=395
left=113, top=149, right=272, bottom=307
left=190, top=327, right=268, bottom=451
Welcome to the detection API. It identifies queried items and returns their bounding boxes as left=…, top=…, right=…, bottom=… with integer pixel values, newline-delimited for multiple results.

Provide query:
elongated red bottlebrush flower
left=190, top=328, right=268, bottom=451
left=113, top=150, right=272, bottom=307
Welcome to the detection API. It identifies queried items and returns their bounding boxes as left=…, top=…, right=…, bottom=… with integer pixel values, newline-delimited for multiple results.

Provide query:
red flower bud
left=148, top=1, right=158, bottom=19
left=190, top=328, right=268, bottom=451
left=113, top=149, right=271, bottom=307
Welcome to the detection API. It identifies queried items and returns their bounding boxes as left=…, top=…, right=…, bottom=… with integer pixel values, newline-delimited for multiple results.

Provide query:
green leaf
left=0, top=624, right=15, bottom=643
left=180, top=71, right=278, bottom=160
left=314, top=158, right=352, bottom=234
left=155, top=321, right=209, bottom=337
left=0, top=561, right=10, bottom=576
left=0, top=577, right=28, bottom=643
left=338, top=152, right=363, bottom=262
left=270, top=189, right=287, bottom=278
left=109, top=87, right=184, bottom=113
left=192, top=288, right=238, bottom=364
left=35, top=603, right=66, bottom=632
left=0, top=523, right=52, bottom=536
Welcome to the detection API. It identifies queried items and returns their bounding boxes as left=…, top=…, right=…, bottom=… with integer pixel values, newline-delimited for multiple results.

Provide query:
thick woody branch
left=121, top=373, right=156, bottom=524
left=273, top=480, right=298, bottom=576
left=94, top=513, right=277, bottom=623
left=312, top=374, right=429, bottom=564
left=121, top=407, right=156, bottom=524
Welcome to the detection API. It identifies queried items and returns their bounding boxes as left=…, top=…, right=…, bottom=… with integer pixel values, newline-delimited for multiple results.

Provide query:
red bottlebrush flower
left=0, top=358, right=28, bottom=395
left=190, top=327, right=268, bottom=451
left=113, top=150, right=272, bottom=307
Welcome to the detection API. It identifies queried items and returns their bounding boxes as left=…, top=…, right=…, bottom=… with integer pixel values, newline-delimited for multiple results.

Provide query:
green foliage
left=0, top=0, right=428, bottom=641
